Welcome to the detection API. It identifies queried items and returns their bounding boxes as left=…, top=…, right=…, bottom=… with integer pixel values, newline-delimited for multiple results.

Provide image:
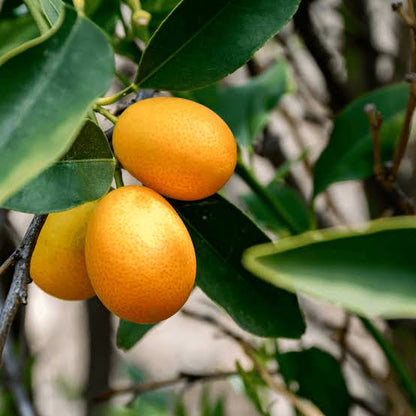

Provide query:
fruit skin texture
left=85, top=186, right=196, bottom=324
left=113, top=97, right=237, bottom=201
left=30, top=201, right=97, bottom=301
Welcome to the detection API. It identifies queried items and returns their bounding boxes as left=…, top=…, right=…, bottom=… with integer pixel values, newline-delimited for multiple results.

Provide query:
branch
left=360, top=316, right=416, bottom=408
left=364, top=104, right=416, bottom=214
left=94, top=369, right=239, bottom=403
left=391, top=73, right=416, bottom=180
left=0, top=214, right=46, bottom=363
left=3, top=339, right=35, bottom=416
left=0, top=249, right=19, bottom=277
left=293, top=0, right=351, bottom=111
left=181, top=309, right=324, bottom=416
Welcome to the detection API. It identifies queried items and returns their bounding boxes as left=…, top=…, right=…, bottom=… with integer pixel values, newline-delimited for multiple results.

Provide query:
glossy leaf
left=241, top=180, right=311, bottom=236
left=314, top=83, right=408, bottom=196
left=177, top=61, right=293, bottom=148
left=0, top=14, right=39, bottom=57
left=244, top=217, right=416, bottom=318
left=117, top=320, right=155, bottom=350
left=136, top=0, right=300, bottom=90
left=141, top=0, right=181, bottom=35
left=2, top=120, right=115, bottom=213
left=278, top=348, right=352, bottom=416
left=173, top=194, right=305, bottom=338
left=0, top=6, right=114, bottom=204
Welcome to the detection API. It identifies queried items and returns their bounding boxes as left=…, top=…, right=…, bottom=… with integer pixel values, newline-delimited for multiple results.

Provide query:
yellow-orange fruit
left=85, top=186, right=196, bottom=324
left=113, top=97, right=237, bottom=201
left=30, top=201, right=97, bottom=301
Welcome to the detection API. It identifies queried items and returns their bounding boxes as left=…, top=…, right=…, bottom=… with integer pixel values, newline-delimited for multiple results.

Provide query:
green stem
left=235, top=160, right=301, bottom=235
left=360, top=316, right=416, bottom=408
left=96, top=84, right=139, bottom=106
left=114, top=165, right=124, bottom=188
left=23, top=0, right=50, bottom=34
left=93, top=105, right=119, bottom=124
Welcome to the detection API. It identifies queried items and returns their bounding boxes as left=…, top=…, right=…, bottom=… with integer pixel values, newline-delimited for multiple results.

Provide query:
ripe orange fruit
left=85, top=185, right=196, bottom=324
left=113, top=97, right=237, bottom=201
left=30, top=201, right=97, bottom=301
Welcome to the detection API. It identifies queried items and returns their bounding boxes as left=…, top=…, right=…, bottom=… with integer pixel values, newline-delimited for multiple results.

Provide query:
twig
left=391, top=73, right=416, bottom=180
left=0, top=215, right=46, bottom=363
left=293, top=0, right=351, bottom=111
left=364, top=104, right=383, bottom=179
left=360, top=316, right=416, bottom=409
left=364, top=104, right=416, bottom=214
left=0, top=249, right=19, bottom=277
left=351, top=395, right=385, bottom=416
left=94, top=370, right=239, bottom=402
left=181, top=309, right=324, bottom=416
left=3, top=339, right=35, bottom=416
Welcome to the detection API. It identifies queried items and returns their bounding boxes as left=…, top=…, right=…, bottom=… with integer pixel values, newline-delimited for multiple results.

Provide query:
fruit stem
left=93, top=105, right=119, bottom=124
left=95, top=84, right=139, bottom=106
left=114, top=164, right=124, bottom=188
left=235, top=160, right=302, bottom=235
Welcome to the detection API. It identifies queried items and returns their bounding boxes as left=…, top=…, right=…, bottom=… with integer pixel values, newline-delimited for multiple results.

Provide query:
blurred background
left=3, top=0, right=416, bottom=415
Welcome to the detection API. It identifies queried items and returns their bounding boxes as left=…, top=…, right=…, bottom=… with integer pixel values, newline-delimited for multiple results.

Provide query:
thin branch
left=0, top=215, right=46, bottom=363
left=181, top=309, right=324, bottom=416
left=364, top=104, right=416, bottom=214
left=94, top=370, right=239, bottom=403
left=351, top=395, right=385, bottom=416
left=3, top=339, right=35, bottom=416
left=360, top=316, right=416, bottom=408
left=364, top=104, right=383, bottom=179
left=391, top=73, right=416, bottom=180
left=0, top=249, right=19, bottom=278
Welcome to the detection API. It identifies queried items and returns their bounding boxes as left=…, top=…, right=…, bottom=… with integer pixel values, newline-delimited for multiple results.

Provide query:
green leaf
left=39, top=0, right=62, bottom=26
left=2, top=120, right=115, bottom=213
left=278, top=348, right=352, bottom=416
left=136, top=0, right=300, bottom=90
left=141, top=0, right=181, bottom=35
left=241, top=180, right=311, bottom=236
left=243, top=216, right=416, bottom=318
left=236, top=363, right=270, bottom=416
left=117, top=320, right=155, bottom=350
left=0, top=5, right=114, bottom=204
left=173, top=194, right=305, bottom=338
left=0, top=14, right=39, bottom=57
left=177, top=61, right=293, bottom=148
left=313, top=83, right=408, bottom=196
left=84, top=0, right=120, bottom=34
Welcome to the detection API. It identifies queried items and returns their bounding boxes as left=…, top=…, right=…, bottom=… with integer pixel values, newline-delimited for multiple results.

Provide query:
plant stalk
left=360, top=316, right=416, bottom=409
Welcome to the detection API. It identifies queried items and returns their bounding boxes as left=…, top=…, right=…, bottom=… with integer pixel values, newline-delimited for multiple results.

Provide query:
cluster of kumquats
left=30, top=97, right=237, bottom=324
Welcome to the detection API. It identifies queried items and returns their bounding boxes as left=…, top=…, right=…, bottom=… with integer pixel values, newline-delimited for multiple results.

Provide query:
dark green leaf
left=117, top=320, right=155, bottom=350
left=2, top=120, right=115, bottom=213
left=177, top=61, right=292, bottom=148
left=278, top=348, right=352, bottom=416
left=112, top=36, right=142, bottom=63
left=141, top=0, right=181, bottom=35
left=84, top=0, right=120, bottom=34
left=0, top=14, right=39, bottom=57
left=313, top=83, right=408, bottom=196
left=241, top=180, right=311, bottom=235
left=243, top=217, right=416, bottom=318
left=0, top=6, right=114, bottom=204
left=173, top=194, right=305, bottom=338
left=136, top=0, right=300, bottom=90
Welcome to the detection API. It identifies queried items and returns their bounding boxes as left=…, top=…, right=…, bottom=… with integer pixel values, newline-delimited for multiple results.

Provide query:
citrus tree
left=2, top=0, right=416, bottom=415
